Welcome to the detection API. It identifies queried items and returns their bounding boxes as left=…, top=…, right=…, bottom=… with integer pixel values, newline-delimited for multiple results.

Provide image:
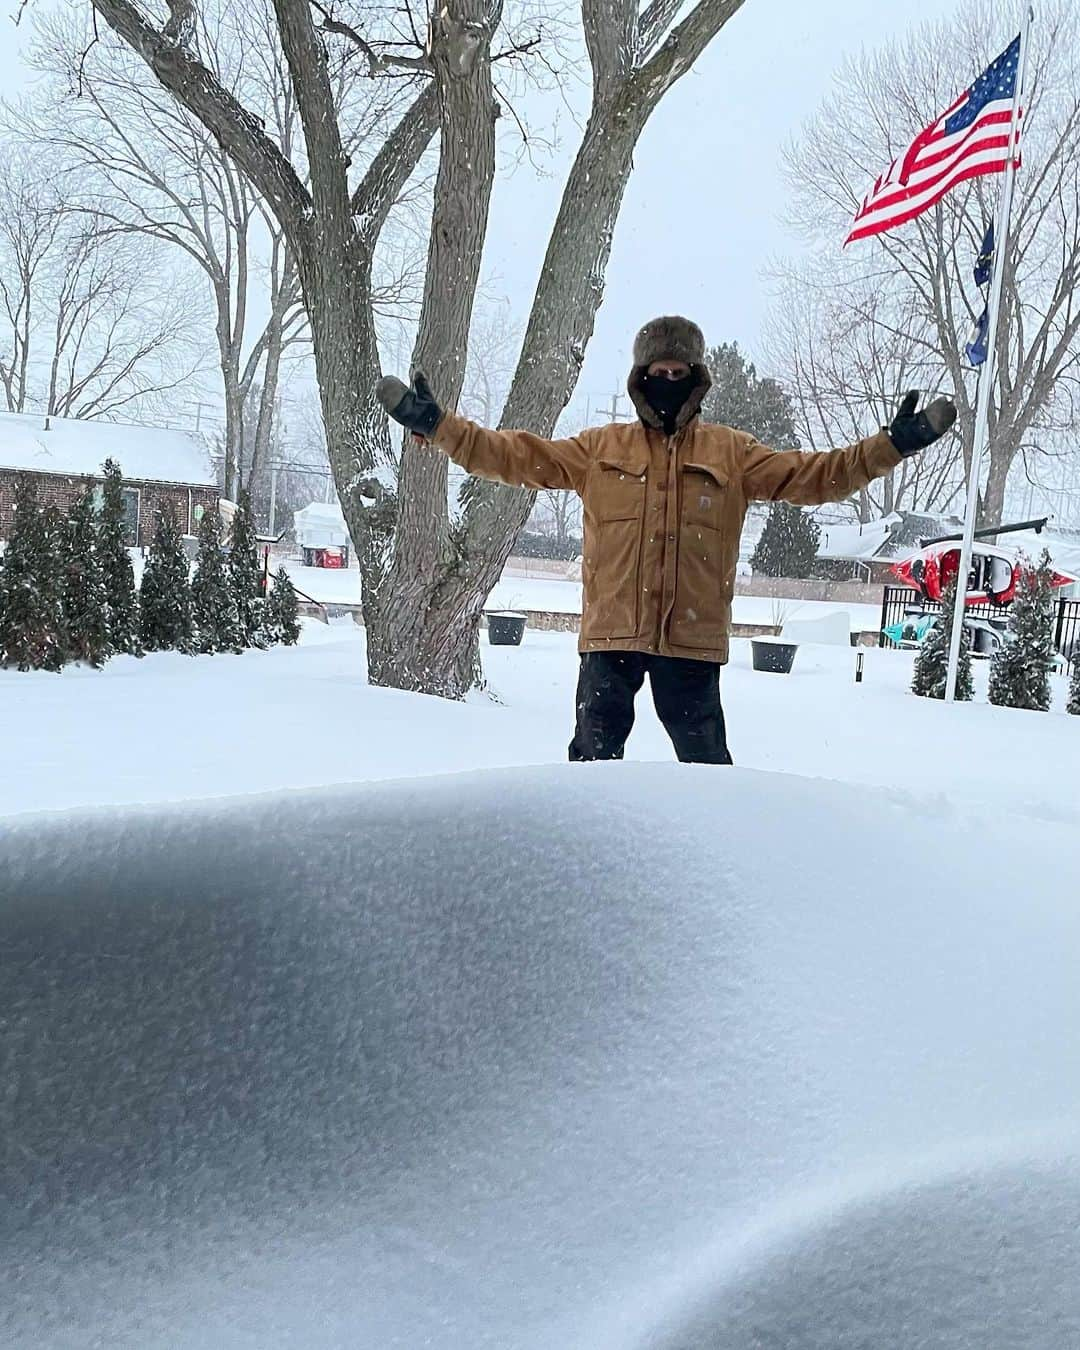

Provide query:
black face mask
left=641, top=373, right=696, bottom=432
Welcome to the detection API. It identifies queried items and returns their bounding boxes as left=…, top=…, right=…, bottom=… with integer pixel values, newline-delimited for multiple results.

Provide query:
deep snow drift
left=4, top=765, right=1080, bottom=1348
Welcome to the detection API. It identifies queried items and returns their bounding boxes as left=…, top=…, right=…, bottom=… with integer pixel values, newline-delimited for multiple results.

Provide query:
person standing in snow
left=376, top=316, right=956, bottom=764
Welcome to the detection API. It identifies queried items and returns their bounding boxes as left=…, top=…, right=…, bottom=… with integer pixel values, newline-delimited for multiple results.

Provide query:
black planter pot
left=751, top=639, right=798, bottom=674
left=487, top=612, right=527, bottom=646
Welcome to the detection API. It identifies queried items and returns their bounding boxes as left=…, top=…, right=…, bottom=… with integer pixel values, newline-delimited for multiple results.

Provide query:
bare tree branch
left=310, top=0, right=432, bottom=74
left=162, top=0, right=196, bottom=45
left=583, top=0, right=635, bottom=95
left=91, top=0, right=313, bottom=242
left=632, top=0, right=746, bottom=102
left=635, top=0, right=683, bottom=61
left=270, top=0, right=352, bottom=235
left=350, top=82, right=439, bottom=241
left=0, top=160, right=205, bottom=422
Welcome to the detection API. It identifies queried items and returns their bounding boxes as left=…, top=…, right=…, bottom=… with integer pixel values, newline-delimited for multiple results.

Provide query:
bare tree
left=13, top=0, right=419, bottom=495
left=460, top=295, right=519, bottom=426
left=767, top=264, right=964, bottom=522
left=458, top=297, right=580, bottom=554
left=9, top=2, right=319, bottom=495
left=771, top=0, right=1080, bottom=528
left=0, top=153, right=203, bottom=418
left=89, top=0, right=748, bottom=697
left=241, top=380, right=334, bottom=537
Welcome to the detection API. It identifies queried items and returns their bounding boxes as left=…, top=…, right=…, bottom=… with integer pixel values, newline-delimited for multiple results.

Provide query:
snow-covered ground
left=0, top=621, right=1076, bottom=820
left=5, top=623, right=1080, bottom=1347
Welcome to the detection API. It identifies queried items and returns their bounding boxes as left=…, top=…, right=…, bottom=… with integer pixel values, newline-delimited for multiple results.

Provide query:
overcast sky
left=1, top=0, right=959, bottom=423
left=479, top=0, right=959, bottom=417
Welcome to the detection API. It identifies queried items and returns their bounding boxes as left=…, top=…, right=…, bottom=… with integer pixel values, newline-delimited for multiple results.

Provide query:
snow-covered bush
left=988, top=551, right=1057, bottom=712
left=0, top=476, right=65, bottom=672
left=139, top=504, right=194, bottom=654
left=228, top=489, right=265, bottom=648
left=191, top=505, right=241, bottom=654
left=98, top=458, right=140, bottom=655
left=59, top=488, right=109, bottom=668
left=911, top=576, right=972, bottom=701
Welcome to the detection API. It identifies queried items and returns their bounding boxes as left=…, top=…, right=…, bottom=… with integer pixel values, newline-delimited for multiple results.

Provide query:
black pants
left=569, top=652, right=733, bottom=764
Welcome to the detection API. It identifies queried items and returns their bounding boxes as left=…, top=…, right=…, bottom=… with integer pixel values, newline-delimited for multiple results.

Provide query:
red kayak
left=893, top=542, right=1076, bottom=607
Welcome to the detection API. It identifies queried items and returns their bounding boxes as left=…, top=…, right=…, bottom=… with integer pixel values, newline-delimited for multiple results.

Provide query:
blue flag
left=965, top=305, right=990, bottom=366
left=974, top=223, right=994, bottom=287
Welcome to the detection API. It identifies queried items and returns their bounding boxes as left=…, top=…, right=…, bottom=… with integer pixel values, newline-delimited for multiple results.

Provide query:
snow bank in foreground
left=4, top=765, right=1080, bottom=1348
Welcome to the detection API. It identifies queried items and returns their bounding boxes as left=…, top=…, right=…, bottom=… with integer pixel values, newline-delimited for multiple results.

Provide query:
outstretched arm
left=741, top=392, right=957, bottom=506
left=741, top=431, right=901, bottom=506
left=376, top=373, right=589, bottom=492
left=432, top=413, right=590, bottom=493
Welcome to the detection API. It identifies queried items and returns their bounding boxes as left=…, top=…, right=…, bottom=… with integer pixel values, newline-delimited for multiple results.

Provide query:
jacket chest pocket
left=591, top=460, right=648, bottom=521
left=583, top=457, right=647, bottom=641
left=681, top=463, right=729, bottom=531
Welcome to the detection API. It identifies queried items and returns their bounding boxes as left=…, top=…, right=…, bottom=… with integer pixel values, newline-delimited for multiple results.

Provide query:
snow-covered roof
left=0, top=409, right=216, bottom=487
left=294, top=501, right=346, bottom=529
left=815, top=512, right=974, bottom=562
left=816, top=513, right=901, bottom=560
left=1004, top=527, right=1080, bottom=579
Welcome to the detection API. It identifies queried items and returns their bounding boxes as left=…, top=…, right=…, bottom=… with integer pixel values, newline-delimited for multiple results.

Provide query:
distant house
left=294, top=501, right=352, bottom=567
left=0, top=409, right=218, bottom=549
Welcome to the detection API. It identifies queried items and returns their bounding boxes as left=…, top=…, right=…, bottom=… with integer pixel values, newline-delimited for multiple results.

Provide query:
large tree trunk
left=222, top=365, right=244, bottom=499
left=364, top=0, right=499, bottom=696
left=375, top=100, right=648, bottom=698
left=981, top=442, right=1015, bottom=530
left=299, top=243, right=388, bottom=557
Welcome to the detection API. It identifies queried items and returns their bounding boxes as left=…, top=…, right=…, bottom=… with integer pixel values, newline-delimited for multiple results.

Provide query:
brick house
left=0, top=409, right=218, bottom=549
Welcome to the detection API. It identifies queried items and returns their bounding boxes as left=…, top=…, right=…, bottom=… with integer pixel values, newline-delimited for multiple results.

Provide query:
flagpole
left=944, top=8, right=1033, bottom=701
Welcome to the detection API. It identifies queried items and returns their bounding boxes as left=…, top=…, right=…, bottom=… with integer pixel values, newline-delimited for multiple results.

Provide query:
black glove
left=887, top=390, right=957, bottom=457
left=375, top=371, right=443, bottom=439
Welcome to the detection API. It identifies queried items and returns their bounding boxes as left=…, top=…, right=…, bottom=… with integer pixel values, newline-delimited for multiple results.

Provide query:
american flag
left=846, top=36, right=1022, bottom=245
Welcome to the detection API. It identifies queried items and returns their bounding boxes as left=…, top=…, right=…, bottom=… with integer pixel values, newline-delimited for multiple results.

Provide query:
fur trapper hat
left=631, top=316, right=706, bottom=370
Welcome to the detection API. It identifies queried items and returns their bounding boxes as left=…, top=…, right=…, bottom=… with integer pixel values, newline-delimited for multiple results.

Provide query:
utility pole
left=601, top=390, right=627, bottom=424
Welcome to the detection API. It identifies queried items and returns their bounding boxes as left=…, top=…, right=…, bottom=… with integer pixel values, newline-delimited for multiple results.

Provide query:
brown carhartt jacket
left=430, top=368, right=901, bottom=664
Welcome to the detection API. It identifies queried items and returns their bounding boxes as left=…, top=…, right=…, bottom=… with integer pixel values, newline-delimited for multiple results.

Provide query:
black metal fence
left=879, top=585, right=1080, bottom=677
left=1055, top=596, right=1080, bottom=672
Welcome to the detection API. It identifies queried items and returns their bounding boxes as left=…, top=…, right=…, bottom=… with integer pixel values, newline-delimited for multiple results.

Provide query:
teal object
left=884, top=614, right=938, bottom=646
